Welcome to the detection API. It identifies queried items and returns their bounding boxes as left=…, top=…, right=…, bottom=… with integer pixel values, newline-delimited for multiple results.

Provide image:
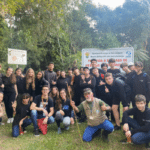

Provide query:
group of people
left=0, top=59, right=150, bottom=148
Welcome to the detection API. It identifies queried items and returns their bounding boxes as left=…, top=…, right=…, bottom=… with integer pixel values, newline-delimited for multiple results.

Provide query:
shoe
left=102, top=130, right=109, bottom=143
left=0, top=122, right=5, bottom=125
left=57, top=127, right=62, bottom=134
left=7, top=118, right=11, bottom=124
left=65, top=126, right=70, bottom=130
left=146, top=143, right=150, bottom=149
left=23, top=128, right=27, bottom=134
left=10, top=118, right=14, bottom=123
left=114, top=125, right=121, bottom=130
left=34, top=129, right=40, bottom=137
left=20, top=128, right=24, bottom=135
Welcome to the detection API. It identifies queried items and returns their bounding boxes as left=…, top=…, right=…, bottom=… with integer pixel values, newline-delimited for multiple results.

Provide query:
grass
left=0, top=103, right=147, bottom=150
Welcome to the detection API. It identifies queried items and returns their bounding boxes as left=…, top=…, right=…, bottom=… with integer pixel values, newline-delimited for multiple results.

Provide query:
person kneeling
left=12, top=93, right=32, bottom=137
left=55, top=89, right=74, bottom=134
left=30, top=85, right=55, bottom=136
left=122, top=94, right=150, bottom=148
left=71, top=88, right=114, bottom=142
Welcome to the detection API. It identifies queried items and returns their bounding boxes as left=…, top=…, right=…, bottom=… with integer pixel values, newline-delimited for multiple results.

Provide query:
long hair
left=49, top=86, right=59, bottom=100
left=6, top=67, right=16, bottom=84
left=25, top=68, right=35, bottom=90
left=55, top=89, right=67, bottom=110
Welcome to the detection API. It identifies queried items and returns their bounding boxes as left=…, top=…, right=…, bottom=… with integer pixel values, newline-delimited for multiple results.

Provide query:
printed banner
left=82, top=47, right=134, bottom=68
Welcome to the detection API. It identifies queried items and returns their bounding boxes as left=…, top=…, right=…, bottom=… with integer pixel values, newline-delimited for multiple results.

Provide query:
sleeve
left=33, top=96, right=39, bottom=106
left=131, top=110, right=150, bottom=135
left=49, top=98, right=54, bottom=108
left=145, top=74, right=150, bottom=96
left=99, top=99, right=109, bottom=107
left=77, top=103, right=84, bottom=112
left=117, top=82, right=127, bottom=107
left=122, top=108, right=136, bottom=124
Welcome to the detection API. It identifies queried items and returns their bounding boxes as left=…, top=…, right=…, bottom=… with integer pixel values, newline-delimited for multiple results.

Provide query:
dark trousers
left=0, top=117, right=2, bottom=122
left=3, top=92, right=16, bottom=118
left=127, top=117, right=150, bottom=144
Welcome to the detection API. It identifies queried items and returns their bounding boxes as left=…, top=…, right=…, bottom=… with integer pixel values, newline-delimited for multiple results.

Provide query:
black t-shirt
left=33, top=95, right=54, bottom=115
left=57, top=77, right=70, bottom=92
left=107, top=69, right=120, bottom=77
left=12, top=103, right=30, bottom=127
left=61, top=99, right=72, bottom=117
left=35, top=78, right=49, bottom=96
left=123, top=107, right=150, bottom=135
left=2, top=76, right=15, bottom=93
left=16, top=76, right=24, bottom=94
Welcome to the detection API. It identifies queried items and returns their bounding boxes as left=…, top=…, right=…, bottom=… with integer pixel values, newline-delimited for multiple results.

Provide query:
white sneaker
left=7, top=118, right=11, bottom=124
left=10, top=118, right=14, bottom=123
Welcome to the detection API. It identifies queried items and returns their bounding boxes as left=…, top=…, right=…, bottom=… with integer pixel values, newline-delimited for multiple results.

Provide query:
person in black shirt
left=49, top=86, right=59, bottom=116
left=44, top=62, right=57, bottom=90
left=30, top=85, right=54, bottom=136
left=0, top=92, right=4, bottom=125
left=0, top=64, right=4, bottom=92
left=35, top=71, right=49, bottom=96
left=12, top=93, right=32, bottom=137
left=130, top=61, right=150, bottom=107
left=55, top=89, right=74, bottom=134
left=90, top=59, right=105, bottom=75
left=104, top=73, right=128, bottom=130
left=122, top=94, right=150, bottom=148
left=92, top=67, right=105, bottom=100
left=56, top=70, right=61, bottom=80
left=101, top=63, right=108, bottom=74
left=72, top=67, right=82, bottom=106
left=107, top=58, right=120, bottom=77
left=23, top=68, right=35, bottom=102
left=2, top=67, right=18, bottom=124
left=15, top=68, right=25, bottom=107
left=66, top=68, right=73, bottom=86
left=57, top=71, right=70, bottom=92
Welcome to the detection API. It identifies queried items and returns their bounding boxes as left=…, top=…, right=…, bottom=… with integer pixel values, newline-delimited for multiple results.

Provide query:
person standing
left=130, top=61, right=150, bottom=107
left=90, top=59, right=105, bottom=75
left=44, top=62, right=57, bottom=90
left=35, top=71, right=49, bottom=96
left=107, top=58, right=120, bottom=77
left=2, top=67, right=18, bottom=123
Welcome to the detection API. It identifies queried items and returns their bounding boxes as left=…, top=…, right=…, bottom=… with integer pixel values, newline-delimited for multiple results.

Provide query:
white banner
left=82, top=47, right=134, bottom=68
left=8, top=48, right=27, bottom=65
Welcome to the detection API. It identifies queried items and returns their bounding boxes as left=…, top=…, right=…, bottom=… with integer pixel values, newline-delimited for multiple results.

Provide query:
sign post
left=8, top=48, right=27, bottom=66
left=82, top=47, right=134, bottom=68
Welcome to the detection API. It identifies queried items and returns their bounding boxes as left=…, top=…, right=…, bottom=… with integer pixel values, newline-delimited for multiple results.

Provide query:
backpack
left=115, top=78, right=131, bottom=96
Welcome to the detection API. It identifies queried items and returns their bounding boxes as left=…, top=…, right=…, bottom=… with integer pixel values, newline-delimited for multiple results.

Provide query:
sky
left=92, top=0, right=126, bottom=10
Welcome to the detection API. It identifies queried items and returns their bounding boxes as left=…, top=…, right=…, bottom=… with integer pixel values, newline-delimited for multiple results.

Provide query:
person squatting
left=0, top=59, right=150, bottom=148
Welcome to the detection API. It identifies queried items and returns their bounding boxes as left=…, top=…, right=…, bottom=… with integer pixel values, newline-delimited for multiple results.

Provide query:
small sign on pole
left=8, top=48, right=27, bottom=65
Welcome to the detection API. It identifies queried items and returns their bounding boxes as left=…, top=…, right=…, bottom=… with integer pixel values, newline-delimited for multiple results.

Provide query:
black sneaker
left=146, top=143, right=150, bottom=149
left=34, top=129, right=40, bottom=137
left=102, top=130, right=109, bottom=143
left=114, top=125, right=121, bottom=130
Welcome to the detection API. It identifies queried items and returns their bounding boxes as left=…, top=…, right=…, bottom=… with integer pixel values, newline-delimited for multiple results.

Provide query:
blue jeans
left=12, top=118, right=32, bottom=137
left=127, top=117, right=150, bottom=145
left=55, top=111, right=71, bottom=127
left=31, top=110, right=55, bottom=130
left=83, top=119, right=114, bottom=142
